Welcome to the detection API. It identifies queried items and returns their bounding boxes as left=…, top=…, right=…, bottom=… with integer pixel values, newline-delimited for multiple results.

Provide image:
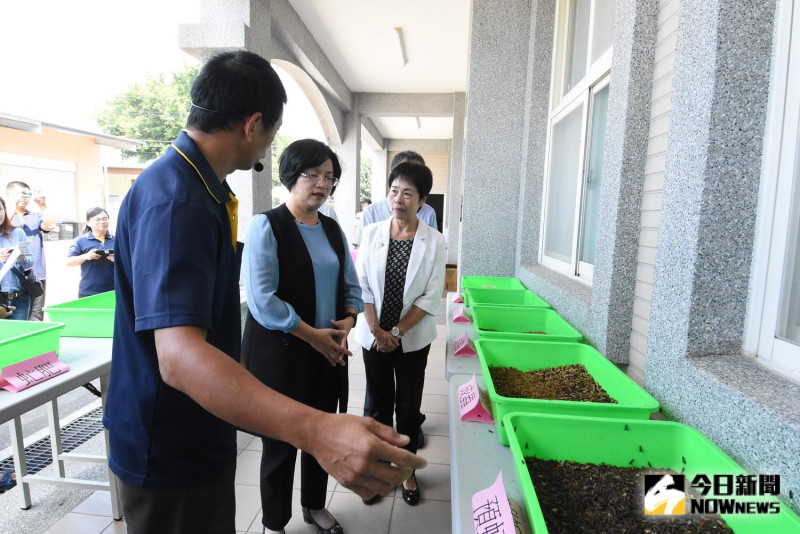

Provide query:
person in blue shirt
left=4, top=181, right=56, bottom=320
left=351, top=151, right=438, bottom=249
left=104, top=51, right=424, bottom=534
left=242, top=139, right=364, bottom=534
left=0, top=196, right=34, bottom=320
left=66, top=207, right=115, bottom=298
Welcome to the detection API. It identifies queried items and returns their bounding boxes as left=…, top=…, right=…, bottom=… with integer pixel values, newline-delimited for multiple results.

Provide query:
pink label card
left=453, top=331, right=477, bottom=357
left=458, top=375, right=493, bottom=422
left=0, top=351, right=70, bottom=393
left=473, top=471, right=530, bottom=534
left=452, top=306, right=471, bottom=323
left=453, top=294, right=464, bottom=303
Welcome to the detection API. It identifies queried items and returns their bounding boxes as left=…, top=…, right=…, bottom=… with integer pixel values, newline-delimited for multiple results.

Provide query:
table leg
left=46, top=399, right=66, bottom=478
left=99, top=373, right=123, bottom=520
left=9, top=416, right=31, bottom=509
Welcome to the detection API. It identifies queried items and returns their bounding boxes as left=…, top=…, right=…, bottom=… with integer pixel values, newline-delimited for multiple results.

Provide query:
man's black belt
left=1, top=290, right=26, bottom=300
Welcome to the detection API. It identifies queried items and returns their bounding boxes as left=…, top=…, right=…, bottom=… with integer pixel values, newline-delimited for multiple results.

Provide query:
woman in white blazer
left=354, top=162, right=446, bottom=506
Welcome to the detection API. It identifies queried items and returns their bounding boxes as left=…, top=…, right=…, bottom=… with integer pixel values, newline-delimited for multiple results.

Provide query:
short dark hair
left=279, top=139, right=341, bottom=192
left=84, top=207, right=109, bottom=233
left=390, top=150, right=425, bottom=171
left=6, top=181, right=30, bottom=194
left=388, top=161, right=433, bottom=199
left=187, top=51, right=287, bottom=134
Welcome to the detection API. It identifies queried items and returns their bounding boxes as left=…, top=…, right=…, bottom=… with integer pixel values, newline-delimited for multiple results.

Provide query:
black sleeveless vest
left=263, top=203, right=346, bottom=324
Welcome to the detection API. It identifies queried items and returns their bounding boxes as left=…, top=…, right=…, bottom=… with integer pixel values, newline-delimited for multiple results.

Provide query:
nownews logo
left=644, top=473, right=781, bottom=516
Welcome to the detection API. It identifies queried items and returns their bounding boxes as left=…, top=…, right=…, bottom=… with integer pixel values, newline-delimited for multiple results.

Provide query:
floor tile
left=71, top=490, right=113, bottom=516
left=100, top=520, right=128, bottom=533
left=389, top=495, right=452, bottom=534
left=420, top=412, right=449, bottom=438
left=235, top=480, right=264, bottom=532
left=326, top=491, right=393, bottom=534
left=45, top=513, right=114, bottom=534
left=235, top=450, right=263, bottom=486
left=420, top=393, right=449, bottom=414
left=418, top=434, right=451, bottom=465
left=412, top=462, right=452, bottom=502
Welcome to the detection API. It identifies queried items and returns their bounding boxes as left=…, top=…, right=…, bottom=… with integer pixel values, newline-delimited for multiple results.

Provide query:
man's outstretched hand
left=301, top=413, right=427, bottom=499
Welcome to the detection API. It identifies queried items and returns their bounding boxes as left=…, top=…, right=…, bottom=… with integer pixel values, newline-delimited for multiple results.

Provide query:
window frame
left=540, top=0, right=613, bottom=280
left=747, top=0, right=800, bottom=382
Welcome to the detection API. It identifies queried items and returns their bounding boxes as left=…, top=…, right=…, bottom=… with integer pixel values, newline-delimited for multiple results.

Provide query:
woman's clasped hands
left=373, top=328, right=400, bottom=353
left=307, top=324, right=352, bottom=367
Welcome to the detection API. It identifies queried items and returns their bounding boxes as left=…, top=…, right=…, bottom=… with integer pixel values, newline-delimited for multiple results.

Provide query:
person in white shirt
left=354, top=162, right=446, bottom=506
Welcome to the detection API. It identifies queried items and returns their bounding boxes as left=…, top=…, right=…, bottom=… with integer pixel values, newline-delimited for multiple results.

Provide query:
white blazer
left=354, top=216, right=447, bottom=352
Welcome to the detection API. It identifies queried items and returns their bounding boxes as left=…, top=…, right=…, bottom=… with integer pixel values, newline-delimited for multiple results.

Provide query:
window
left=540, top=0, right=614, bottom=281
left=753, top=0, right=800, bottom=381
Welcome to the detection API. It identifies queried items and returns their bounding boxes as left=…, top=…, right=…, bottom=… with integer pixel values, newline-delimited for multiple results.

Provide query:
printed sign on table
left=458, top=374, right=493, bottom=422
left=0, top=351, right=70, bottom=392
left=452, top=306, right=471, bottom=323
left=454, top=331, right=477, bottom=357
left=473, top=471, right=530, bottom=534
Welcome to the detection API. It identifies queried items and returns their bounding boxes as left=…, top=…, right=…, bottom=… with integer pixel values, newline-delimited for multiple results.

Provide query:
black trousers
left=119, top=463, right=236, bottom=534
left=363, top=342, right=430, bottom=454
left=242, top=315, right=342, bottom=530
left=28, top=279, right=45, bottom=321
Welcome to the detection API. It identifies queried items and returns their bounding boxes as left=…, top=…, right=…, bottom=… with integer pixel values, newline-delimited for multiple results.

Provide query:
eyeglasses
left=90, top=217, right=110, bottom=223
left=299, top=172, right=339, bottom=188
left=19, top=191, right=33, bottom=197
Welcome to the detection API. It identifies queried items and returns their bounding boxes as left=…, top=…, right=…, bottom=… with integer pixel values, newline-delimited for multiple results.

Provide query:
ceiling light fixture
left=394, top=27, right=407, bottom=66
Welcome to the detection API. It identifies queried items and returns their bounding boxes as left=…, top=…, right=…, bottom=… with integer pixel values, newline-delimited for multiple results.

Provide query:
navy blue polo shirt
left=104, top=131, right=243, bottom=489
left=67, top=232, right=116, bottom=296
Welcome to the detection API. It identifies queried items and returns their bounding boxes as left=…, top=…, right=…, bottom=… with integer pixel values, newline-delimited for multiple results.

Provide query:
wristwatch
left=391, top=326, right=403, bottom=338
left=343, top=311, right=358, bottom=327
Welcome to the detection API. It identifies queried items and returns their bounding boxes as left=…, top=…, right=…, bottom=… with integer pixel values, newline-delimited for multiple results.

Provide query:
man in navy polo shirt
left=104, top=51, right=425, bottom=534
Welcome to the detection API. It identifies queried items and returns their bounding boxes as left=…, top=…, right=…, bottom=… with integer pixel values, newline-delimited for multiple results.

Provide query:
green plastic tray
left=471, top=305, right=583, bottom=342
left=0, top=321, right=65, bottom=369
left=461, top=276, right=525, bottom=306
left=464, top=287, right=551, bottom=309
left=475, top=338, right=659, bottom=445
left=504, top=412, right=800, bottom=534
left=43, top=291, right=115, bottom=338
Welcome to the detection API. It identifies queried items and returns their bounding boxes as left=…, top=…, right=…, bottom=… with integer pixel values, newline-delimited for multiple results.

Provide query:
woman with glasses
left=0, top=196, right=34, bottom=320
left=66, top=207, right=115, bottom=298
left=353, top=162, right=446, bottom=506
left=242, top=139, right=363, bottom=534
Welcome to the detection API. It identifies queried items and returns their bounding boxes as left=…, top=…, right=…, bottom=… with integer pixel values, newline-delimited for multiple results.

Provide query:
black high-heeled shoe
left=401, top=471, right=421, bottom=505
left=301, top=506, right=344, bottom=534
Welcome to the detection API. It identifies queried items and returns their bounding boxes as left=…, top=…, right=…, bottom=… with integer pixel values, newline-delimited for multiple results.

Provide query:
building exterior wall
left=0, top=125, right=134, bottom=222
left=629, top=0, right=681, bottom=385
left=459, top=0, right=799, bottom=513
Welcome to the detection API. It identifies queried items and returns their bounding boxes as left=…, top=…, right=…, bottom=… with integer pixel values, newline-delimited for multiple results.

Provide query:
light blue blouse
left=0, top=228, right=36, bottom=293
left=243, top=213, right=364, bottom=332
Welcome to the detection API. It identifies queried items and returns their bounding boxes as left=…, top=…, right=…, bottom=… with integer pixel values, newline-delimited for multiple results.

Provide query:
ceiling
left=286, top=0, right=471, bottom=141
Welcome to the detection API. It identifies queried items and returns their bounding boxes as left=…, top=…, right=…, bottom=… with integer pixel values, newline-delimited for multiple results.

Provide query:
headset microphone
left=253, top=162, right=264, bottom=172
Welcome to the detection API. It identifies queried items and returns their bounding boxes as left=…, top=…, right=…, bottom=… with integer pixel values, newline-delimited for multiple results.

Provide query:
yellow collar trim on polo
left=171, top=143, right=239, bottom=252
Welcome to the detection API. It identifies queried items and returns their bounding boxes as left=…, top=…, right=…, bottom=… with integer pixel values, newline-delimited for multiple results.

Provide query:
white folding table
left=0, top=337, right=121, bottom=519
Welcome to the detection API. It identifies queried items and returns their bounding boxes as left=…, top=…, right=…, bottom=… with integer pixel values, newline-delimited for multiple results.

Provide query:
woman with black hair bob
left=241, top=139, right=362, bottom=534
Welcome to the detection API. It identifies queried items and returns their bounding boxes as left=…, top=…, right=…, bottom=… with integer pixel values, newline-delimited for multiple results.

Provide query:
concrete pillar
left=371, top=148, right=388, bottom=201
left=458, top=0, right=532, bottom=277
left=337, top=110, right=361, bottom=245
left=178, top=0, right=277, bottom=240
left=447, top=92, right=466, bottom=265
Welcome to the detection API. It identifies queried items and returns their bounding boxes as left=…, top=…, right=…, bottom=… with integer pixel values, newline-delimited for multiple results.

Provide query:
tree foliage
left=271, top=132, right=295, bottom=189
left=360, top=157, right=373, bottom=204
left=96, top=64, right=199, bottom=163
